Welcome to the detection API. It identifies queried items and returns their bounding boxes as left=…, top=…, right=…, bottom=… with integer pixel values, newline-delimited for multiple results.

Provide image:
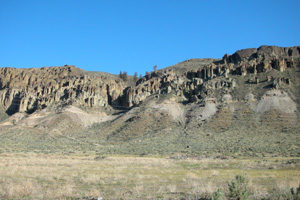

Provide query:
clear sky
left=1, top=0, right=299, bottom=75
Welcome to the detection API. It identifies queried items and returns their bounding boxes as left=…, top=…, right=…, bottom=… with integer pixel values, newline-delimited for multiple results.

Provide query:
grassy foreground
left=0, top=153, right=299, bottom=199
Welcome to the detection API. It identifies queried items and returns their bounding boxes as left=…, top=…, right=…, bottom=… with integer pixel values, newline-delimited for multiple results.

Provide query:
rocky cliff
left=0, top=45, right=299, bottom=156
left=1, top=46, right=299, bottom=117
left=0, top=65, right=127, bottom=115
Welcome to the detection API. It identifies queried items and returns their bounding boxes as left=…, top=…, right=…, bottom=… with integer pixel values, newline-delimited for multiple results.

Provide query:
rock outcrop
left=0, top=65, right=126, bottom=115
left=0, top=45, right=300, bottom=157
left=0, top=46, right=299, bottom=118
left=121, top=46, right=299, bottom=108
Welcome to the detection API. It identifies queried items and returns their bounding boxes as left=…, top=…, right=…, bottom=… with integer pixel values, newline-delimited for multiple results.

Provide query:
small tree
left=119, top=71, right=128, bottom=81
left=153, top=65, right=157, bottom=72
left=119, top=70, right=122, bottom=79
left=122, top=71, right=128, bottom=81
left=133, top=72, right=138, bottom=82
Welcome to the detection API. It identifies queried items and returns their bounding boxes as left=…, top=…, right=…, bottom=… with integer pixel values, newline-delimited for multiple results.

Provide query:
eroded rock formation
left=0, top=65, right=126, bottom=115
left=0, top=46, right=299, bottom=117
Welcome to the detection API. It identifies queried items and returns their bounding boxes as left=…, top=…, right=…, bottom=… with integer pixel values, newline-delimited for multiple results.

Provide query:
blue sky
left=0, top=0, right=299, bottom=75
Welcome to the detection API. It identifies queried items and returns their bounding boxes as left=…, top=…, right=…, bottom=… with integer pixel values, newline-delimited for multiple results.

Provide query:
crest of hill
left=0, top=65, right=120, bottom=80
left=223, top=45, right=300, bottom=64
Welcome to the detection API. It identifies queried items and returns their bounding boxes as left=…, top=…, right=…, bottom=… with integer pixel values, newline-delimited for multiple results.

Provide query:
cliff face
left=122, top=46, right=300, bottom=107
left=0, top=45, right=300, bottom=156
left=0, top=46, right=299, bottom=117
left=0, top=65, right=126, bottom=115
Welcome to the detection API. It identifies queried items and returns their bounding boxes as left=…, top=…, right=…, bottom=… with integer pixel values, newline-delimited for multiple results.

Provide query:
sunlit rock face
left=0, top=65, right=126, bottom=115
left=0, top=46, right=299, bottom=125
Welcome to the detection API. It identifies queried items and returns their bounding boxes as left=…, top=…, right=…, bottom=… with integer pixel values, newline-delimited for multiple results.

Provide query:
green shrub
left=227, top=175, right=250, bottom=200
left=267, top=184, right=300, bottom=200
left=291, top=184, right=300, bottom=200
left=211, top=189, right=224, bottom=200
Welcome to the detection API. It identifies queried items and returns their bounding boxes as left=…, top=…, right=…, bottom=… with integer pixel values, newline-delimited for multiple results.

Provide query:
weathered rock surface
left=0, top=65, right=126, bottom=115
left=0, top=45, right=300, bottom=156
left=0, top=45, right=299, bottom=131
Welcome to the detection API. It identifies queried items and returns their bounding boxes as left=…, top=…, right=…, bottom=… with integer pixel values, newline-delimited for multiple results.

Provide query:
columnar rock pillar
left=253, top=65, right=257, bottom=75
left=241, top=65, right=247, bottom=76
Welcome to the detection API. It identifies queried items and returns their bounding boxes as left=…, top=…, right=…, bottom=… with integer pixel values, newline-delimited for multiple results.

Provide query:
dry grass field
left=0, top=153, right=299, bottom=199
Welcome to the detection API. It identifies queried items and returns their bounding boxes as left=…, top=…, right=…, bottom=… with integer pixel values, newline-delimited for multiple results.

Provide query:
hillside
left=0, top=45, right=299, bottom=157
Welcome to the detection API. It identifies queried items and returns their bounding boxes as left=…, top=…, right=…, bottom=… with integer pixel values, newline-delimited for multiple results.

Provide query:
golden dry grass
left=0, top=153, right=299, bottom=199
